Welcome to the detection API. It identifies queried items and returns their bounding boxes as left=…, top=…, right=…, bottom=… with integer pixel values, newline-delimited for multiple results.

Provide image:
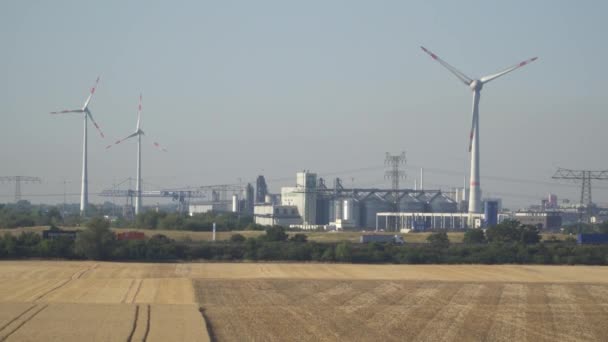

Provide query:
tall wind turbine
left=106, top=94, right=167, bottom=215
left=51, top=76, right=105, bottom=216
left=420, top=47, right=537, bottom=223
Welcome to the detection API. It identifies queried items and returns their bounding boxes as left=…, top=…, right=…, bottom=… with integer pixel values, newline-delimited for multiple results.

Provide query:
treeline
left=1, top=219, right=608, bottom=265
left=0, top=202, right=64, bottom=228
left=0, top=202, right=261, bottom=231
left=131, top=211, right=258, bottom=231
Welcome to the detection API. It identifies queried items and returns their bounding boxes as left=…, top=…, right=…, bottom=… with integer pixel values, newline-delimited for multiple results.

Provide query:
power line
left=552, top=168, right=608, bottom=222
left=0, top=176, right=42, bottom=202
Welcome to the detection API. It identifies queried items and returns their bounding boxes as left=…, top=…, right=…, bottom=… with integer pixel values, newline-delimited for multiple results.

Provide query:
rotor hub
left=469, top=80, right=483, bottom=91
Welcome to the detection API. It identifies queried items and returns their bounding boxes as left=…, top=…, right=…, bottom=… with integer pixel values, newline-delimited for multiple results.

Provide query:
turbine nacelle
left=469, top=80, right=483, bottom=92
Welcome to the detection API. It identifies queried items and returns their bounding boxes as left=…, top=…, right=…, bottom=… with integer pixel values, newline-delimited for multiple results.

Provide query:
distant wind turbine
left=51, top=76, right=105, bottom=216
left=106, top=94, right=167, bottom=215
left=420, top=46, right=537, bottom=223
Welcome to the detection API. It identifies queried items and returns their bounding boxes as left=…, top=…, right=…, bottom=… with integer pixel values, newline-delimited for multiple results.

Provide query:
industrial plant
left=5, top=45, right=596, bottom=234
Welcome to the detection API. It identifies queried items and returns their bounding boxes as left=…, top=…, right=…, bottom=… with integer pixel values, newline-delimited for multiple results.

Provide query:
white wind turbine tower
left=420, top=47, right=537, bottom=224
left=51, top=76, right=105, bottom=216
left=106, top=94, right=167, bottom=215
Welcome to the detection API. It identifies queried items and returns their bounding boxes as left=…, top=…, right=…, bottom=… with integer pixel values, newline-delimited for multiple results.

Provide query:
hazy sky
left=1, top=0, right=607, bottom=208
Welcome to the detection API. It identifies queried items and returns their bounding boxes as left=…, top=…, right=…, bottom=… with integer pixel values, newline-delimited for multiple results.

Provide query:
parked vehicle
left=360, top=234, right=405, bottom=244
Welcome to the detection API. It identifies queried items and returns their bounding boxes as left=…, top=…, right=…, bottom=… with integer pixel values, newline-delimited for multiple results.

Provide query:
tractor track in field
left=0, top=304, right=47, bottom=342
left=131, top=279, right=143, bottom=304
left=73, top=263, right=98, bottom=279
left=121, top=280, right=136, bottom=304
left=142, top=304, right=151, bottom=342
left=126, top=304, right=151, bottom=342
left=0, top=305, right=37, bottom=335
left=33, top=264, right=98, bottom=302
left=126, top=305, right=140, bottom=342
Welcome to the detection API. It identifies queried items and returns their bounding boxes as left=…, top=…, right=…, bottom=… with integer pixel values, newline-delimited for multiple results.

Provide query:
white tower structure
left=420, top=47, right=537, bottom=223
left=51, top=77, right=105, bottom=216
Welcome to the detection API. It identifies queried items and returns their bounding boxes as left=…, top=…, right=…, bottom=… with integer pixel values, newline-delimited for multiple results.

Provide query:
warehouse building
left=253, top=204, right=302, bottom=226
left=514, top=211, right=562, bottom=230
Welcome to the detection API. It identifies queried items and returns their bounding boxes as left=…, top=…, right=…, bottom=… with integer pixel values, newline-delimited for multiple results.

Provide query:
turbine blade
left=420, top=46, right=472, bottom=85
left=105, top=132, right=139, bottom=149
left=136, top=93, right=142, bottom=130
left=50, top=109, right=84, bottom=114
left=83, top=76, right=101, bottom=109
left=152, top=141, right=168, bottom=152
left=480, top=57, right=538, bottom=84
left=86, top=110, right=105, bottom=138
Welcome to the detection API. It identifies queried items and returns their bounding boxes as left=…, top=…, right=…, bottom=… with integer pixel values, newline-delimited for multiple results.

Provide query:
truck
left=577, top=234, right=608, bottom=245
left=360, top=234, right=405, bottom=244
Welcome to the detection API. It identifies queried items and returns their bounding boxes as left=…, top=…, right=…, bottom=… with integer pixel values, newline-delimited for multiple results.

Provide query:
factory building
left=281, top=171, right=317, bottom=225
left=253, top=204, right=302, bottom=226
left=189, top=182, right=255, bottom=216
left=253, top=170, right=503, bottom=231
left=189, top=201, right=232, bottom=215
left=377, top=212, right=485, bottom=231
left=514, top=211, right=562, bottom=230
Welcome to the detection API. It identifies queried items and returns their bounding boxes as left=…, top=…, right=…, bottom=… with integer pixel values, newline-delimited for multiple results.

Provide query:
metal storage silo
left=329, top=198, right=344, bottom=223
left=429, top=194, right=457, bottom=213
left=343, top=198, right=361, bottom=227
left=316, top=197, right=330, bottom=225
left=361, top=195, right=392, bottom=228
left=399, top=194, right=425, bottom=212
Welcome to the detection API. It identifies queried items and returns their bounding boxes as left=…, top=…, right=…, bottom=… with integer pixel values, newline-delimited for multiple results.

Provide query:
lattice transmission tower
left=552, top=168, right=608, bottom=222
left=0, top=176, right=42, bottom=202
left=385, top=152, right=406, bottom=208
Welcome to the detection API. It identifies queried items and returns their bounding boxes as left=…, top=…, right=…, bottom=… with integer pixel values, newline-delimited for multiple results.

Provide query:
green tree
left=335, top=242, right=352, bottom=262
left=289, top=233, right=308, bottom=243
left=230, top=233, right=246, bottom=243
left=520, top=225, right=541, bottom=244
left=464, top=229, right=486, bottom=244
left=598, top=221, right=608, bottom=234
left=262, top=226, right=288, bottom=242
left=486, top=219, right=521, bottom=243
left=135, top=211, right=165, bottom=229
left=75, top=217, right=115, bottom=260
left=159, top=213, right=185, bottom=230
left=427, top=231, right=450, bottom=249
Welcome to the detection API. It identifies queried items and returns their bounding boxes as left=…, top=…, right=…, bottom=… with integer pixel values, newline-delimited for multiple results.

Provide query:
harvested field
left=0, top=261, right=209, bottom=341
left=1, top=261, right=607, bottom=341
left=196, top=279, right=608, bottom=342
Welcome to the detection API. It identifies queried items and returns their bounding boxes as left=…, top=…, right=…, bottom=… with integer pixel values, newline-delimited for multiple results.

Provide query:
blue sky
left=1, top=0, right=607, bottom=208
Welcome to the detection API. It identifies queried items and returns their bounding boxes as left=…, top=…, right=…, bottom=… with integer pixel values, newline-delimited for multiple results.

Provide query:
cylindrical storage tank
left=429, top=194, right=457, bottom=213
left=315, top=197, right=330, bottom=225
left=232, top=194, right=239, bottom=212
left=343, top=198, right=360, bottom=227
left=361, top=195, right=392, bottom=228
left=330, top=199, right=344, bottom=222
left=484, top=200, right=499, bottom=227
left=399, top=194, right=425, bottom=212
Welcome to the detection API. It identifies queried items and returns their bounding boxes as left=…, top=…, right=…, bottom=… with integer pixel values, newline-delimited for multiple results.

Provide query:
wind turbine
left=106, top=94, right=167, bottom=215
left=420, top=46, right=537, bottom=224
left=51, top=76, right=105, bottom=216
